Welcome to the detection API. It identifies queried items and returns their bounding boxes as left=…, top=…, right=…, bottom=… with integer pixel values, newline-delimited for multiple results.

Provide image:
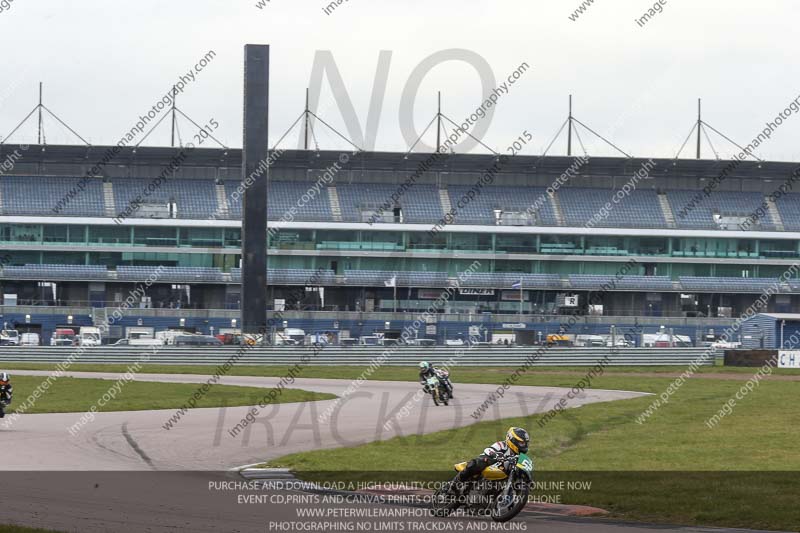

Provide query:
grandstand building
left=1, top=142, right=799, bottom=345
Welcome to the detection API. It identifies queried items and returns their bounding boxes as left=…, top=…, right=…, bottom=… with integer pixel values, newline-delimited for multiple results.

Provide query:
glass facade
left=1, top=223, right=799, bottom=278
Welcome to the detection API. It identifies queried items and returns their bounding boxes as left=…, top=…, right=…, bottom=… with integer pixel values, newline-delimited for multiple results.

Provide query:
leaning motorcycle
left=425, top=374, right=450, bottom=406
left=431, top=453, right=534, bottom=522
left=434, top=368, right=454, bottom=398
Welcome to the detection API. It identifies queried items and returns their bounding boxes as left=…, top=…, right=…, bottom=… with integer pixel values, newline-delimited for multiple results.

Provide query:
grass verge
left=5, top=375, right=334, bottom=414
left=266, top=372, right=800, bottom=531
left=0, top=526, right=60, bottom=533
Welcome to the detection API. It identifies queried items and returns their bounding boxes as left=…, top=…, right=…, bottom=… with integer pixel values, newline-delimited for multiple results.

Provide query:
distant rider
left=455, top=427, right=531, bottom=484
left=0, top=372, right=13, bottom=418
left=418, top=361, right=454, bottom=398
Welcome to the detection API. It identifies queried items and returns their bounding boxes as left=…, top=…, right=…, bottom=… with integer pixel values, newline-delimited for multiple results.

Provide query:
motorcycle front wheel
left=491, top=481, right=529, bottom=522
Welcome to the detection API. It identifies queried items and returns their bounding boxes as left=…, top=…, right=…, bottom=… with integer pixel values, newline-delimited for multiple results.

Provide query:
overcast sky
left=1, top=0, right=798, bottom=161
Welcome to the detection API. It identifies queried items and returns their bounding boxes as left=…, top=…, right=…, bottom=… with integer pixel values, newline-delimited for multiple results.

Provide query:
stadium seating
left=558, top=188, right=666, bottom=228
left=342, top=270, right=448, bottom=287
left=678, top=276, right=784, bottom=292
left=112, top=178, right=219, bottom=219
left=568, top=275, right=673, bottom=290
left=667, top=191, right=776, bottom=230
left=444, top=185, right=558, bottom=225
left=774, top=193, right=800, bottom=231
left=116, top=266, right=224, bottom=282
left=1, top=176, right=105, bottom=217
left=225, top=181, right=333, bottom=221
left=335, top=183, right=443, bottom=223
left=267, top=269, right=337, bottom=285
left=1, top=175, right=798, bottom=235
left=228, top=268, right=337, bottom=285
left=1, top=264, right=109, bottom=280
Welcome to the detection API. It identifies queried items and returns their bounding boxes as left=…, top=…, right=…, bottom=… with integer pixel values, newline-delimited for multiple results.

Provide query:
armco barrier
left=0, top=346, right=717, bottom=366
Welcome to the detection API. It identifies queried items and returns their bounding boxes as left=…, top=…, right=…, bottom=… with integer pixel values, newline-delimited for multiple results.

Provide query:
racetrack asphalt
left=0, top=371, right=648, bottom=471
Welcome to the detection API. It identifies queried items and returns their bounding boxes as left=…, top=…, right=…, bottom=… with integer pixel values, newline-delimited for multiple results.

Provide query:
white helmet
left=0, top=372, right=9, bottom=383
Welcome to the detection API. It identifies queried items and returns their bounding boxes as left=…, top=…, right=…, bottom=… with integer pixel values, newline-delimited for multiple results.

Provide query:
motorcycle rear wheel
left=431, top=477, right=462, bottom=517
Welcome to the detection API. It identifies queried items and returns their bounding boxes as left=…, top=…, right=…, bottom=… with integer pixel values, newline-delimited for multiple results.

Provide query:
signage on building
left=460, top=288, right=495, bottom=296
left=563, top=295, right=578, bottom=307
left=778, top=350, right=800, bottom=368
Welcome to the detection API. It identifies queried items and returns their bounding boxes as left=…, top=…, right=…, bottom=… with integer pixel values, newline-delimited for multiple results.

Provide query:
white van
left=20, top=333, right=41, bottom=346
left=112, top=337, right=164, bottom=347
left=576, top=334, right=606, bottom=347
left=275, top=328, right=305, bottom=346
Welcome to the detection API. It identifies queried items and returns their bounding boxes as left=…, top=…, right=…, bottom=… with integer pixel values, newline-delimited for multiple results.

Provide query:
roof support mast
left=170, top=92, right=177, bottom=147
left=2, top=82, right=89, bottom=146
left=696, top=98, right=702, bottom=159
left=674, top=98, right=761, bottom=161
left=567, top=94, right=573, bottom=156
left=436, top=91, right=442, bottom=149
left=37, top=82, right=44, bottom=145
left=304, top=88, right=310, bottom=150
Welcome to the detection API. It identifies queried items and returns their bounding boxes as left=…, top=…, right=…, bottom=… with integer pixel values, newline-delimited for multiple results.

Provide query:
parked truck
left=79, top=326, right=103, bottom=346
left=51, top=328, right=77, bottom=346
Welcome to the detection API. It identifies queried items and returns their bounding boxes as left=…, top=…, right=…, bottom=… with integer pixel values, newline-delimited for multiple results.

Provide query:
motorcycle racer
left=0, top=372, right=13, bottom=418
left=455, top=427, right=531, bottom=483
left=418, top=361, right=454, bottom=397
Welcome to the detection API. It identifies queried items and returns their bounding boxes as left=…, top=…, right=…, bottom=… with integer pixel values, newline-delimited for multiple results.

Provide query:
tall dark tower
left=241, top=44, right=270, bottom=335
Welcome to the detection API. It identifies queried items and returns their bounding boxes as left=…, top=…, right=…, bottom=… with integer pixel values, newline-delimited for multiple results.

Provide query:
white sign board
left=563, top=295, right=579, bottom=307
left=778, top=350, right=800, bottom=368
left=460, top=288, right=495, bottom=296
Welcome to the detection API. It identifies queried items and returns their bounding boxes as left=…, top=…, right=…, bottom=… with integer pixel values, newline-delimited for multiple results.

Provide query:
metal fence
left=0, top=346, right=716, bottom=366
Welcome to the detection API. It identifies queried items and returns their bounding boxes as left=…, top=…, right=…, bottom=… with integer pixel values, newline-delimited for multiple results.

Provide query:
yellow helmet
left=505, top=427, right=530, bottom=454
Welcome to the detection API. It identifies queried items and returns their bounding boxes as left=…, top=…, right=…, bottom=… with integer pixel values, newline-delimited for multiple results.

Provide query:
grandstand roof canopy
left=2, top=143, right=799, bottom=181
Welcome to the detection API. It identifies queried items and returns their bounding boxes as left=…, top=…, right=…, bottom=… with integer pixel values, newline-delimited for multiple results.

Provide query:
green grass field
left=5, top=375, right=334, bottom=414
left=254, top=366, right=797, bottom=531
left=0, top=526, right=58, bottom=533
